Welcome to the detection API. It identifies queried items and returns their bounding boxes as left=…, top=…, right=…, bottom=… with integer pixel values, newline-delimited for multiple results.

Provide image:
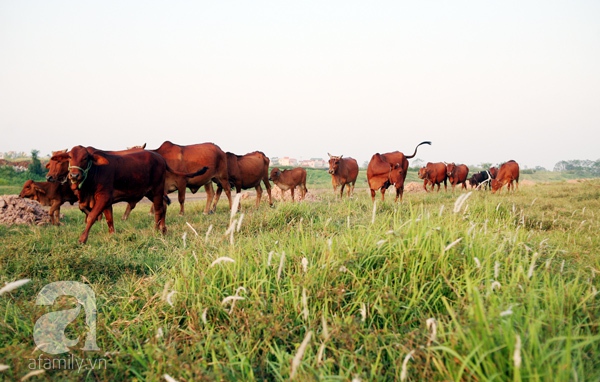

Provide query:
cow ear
left=34, top=186, right=46, bottom=194
left=340, top=155, right=343, bottom=159
left=327, top=153, right=332, bottom=158
left=92, top=154, right=109, bottom=166
left=277, top=170, right=281, bottom=177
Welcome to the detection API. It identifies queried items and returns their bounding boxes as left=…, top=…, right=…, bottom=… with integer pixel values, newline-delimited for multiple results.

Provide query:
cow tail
left=163, top=195, right=171, bottom=205
left=406, top=141, right=432, bottom=159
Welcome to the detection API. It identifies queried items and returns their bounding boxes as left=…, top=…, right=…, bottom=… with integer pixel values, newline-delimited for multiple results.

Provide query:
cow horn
left=327, top=153, right=332, bottom=158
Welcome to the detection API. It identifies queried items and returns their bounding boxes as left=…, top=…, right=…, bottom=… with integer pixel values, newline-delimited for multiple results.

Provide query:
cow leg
left=176, top=183, right=186, bottom=215
left=122, top=202, right=136, bottom=221
left=213, top=183, right=223, bottom=211
left=339, top=183, right=345, bottom=198
left=79, top=200, right=108, bottom=244
left=423, top=180, right=429, bottom=192
left=264, top=179, right=273, bottom=207
left=151, top=193, right=167, bottom=234
left=370, top=189, right=376, bottom=203
left=204, top=183, right=215, bottom=214
left=255, top=185, right=262, bottom=208
left=349, top=182, right=355, bottom=197
left=49, top=200, right=60, bottom=225
left=395, top=186, right=404, bottom=202
left=290, top=187, right=295, bottom=202
left=103, top=206, right=115, bottom=234
left=380, top=188, right=386, bottom=201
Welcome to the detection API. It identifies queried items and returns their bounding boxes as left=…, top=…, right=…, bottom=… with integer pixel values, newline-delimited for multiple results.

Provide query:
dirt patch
left=405, top=182, right=426, bottom=193
left=270, top=186, right=321, bottom=202
left=520, top=180, right=536, bottom=186
left=0, top=195, right=52, bottom=226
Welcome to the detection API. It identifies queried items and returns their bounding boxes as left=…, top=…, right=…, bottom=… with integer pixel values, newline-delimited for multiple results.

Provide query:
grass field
left=1, top=179, right=599, bottom=381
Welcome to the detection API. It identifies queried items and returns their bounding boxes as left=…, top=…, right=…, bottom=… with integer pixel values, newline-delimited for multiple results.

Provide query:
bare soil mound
left=0, top=195, right=52, bottom=226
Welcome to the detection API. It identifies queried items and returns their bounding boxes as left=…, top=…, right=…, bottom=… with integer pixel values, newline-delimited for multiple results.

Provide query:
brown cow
left=269, top=167, right=308, bottom=202
left=47, top=146, right=146, bottom=220
left=327, top=154, right=359, bottom=198
left=53, top=146, right=208, bottom=244
left=213, top=151, right=273, bottom=209
left=153, top=141, right=232, bottom=215
left=367, top=141, right=431, bottom=202
left=446, top=163, right=469, bottom=191
left=19, top=180, right=77, bottom=225
left=491, top=160, right=520, bottom=193
left=417, top=162, right=447, bottom=192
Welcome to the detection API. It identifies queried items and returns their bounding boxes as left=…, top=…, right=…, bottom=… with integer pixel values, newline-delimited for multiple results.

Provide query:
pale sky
left=1, top=1, right=599, bottom=170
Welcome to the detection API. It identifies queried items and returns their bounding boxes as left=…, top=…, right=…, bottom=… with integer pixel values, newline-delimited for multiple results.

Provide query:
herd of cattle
left=16, top=140, right=520, bottom=244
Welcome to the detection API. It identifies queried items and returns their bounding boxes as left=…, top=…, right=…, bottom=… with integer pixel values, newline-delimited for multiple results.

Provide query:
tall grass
left=1, top=180, right=599, bottom=381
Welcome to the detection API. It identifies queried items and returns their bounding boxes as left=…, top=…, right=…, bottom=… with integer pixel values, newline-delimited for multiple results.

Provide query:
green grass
left=1, top=180, right=600, bottom=381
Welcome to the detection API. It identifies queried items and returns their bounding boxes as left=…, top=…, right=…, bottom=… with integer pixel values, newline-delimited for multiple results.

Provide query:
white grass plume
left=494, top=261, right=500, bottom=279
left=474, top=257, right=481, bottom=268
left=236, top=213, right=245, bottom=232
left=21, top=369, right=45, bottom=381
left=453, top=192, right=472, bottom=213
left=230, top=193, right=242, bottom=222
left=513, top=334, right=522, bottom=368
left=166, top=291, right=176, bottom=307
left=277, top=251, right=286, bottom=280
left=500, top=307, right=513, bottom=317
left=290, top=331, right=313, bottom=380
left=301, top=257, right=308, bottom=273
left=164, top=374, right=178, bottom=382
left=267, top=251, right=274, bottom=266
left=185, top=222, right=198, bottom=236
left=201, top=308, right=208, bottom=325
left=0, top=279, right=31, bottom=295
left=371, top=201, right=377, bottom=224
left=528, top=253, right=539, bottom=279
left=302, top=288, right=309, bottom=321
left=491, top=281, right=501, bottom=291
left=360, top=303, right=367, bottom=322
left=0, top=364, right=9, bottom=371
left=181, top=232, right=187, bottom=248
left=426, top=318, right=437, bottom=346
left=400, top=350, right=415, bottom=381
left=444, top=238, right=462, bottom=252
left=205, top=224, right=213, bottom=243
left=210, top=257, right=235, bottom=267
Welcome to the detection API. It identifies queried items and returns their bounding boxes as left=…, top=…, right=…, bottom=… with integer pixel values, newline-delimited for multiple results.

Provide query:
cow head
left=489, top=167, right=498, bottom=179
left=417, top=166, right=427, bottom=179
left=67, top=146, right=109, bottom=187
left=490, top=179, right=503, bottom=193
left=19, top=180, right=37, bottom=199
left=46, top=150, right=70, bottom=183
left=446, top=162, right=456, bottom=177
left=327, top=153, right=343, bottom=175
left=268, top=167, right=281, bottom=181
left=388, top=163, right=406, bottom=187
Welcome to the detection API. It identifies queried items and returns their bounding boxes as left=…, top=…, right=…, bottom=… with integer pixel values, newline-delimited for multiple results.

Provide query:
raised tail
left=166, top=164, right=209, bottom=178
left=405, top=141, right=432, bottom=159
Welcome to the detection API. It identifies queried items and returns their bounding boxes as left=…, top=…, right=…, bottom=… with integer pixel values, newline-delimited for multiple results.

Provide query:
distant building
left=279, top=157, right=298, bottom=166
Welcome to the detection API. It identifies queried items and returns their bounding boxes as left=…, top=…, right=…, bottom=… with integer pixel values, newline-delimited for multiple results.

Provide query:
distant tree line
left=553, top=159, right=600, bottom=176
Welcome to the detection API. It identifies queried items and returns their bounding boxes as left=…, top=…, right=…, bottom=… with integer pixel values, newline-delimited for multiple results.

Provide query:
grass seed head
left=0, top=279, right=31, bottom=295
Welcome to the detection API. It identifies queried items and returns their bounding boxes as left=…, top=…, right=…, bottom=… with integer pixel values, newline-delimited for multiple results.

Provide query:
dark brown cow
left=269, top=167, right=308, bottom=202
left=19, top=180, right=77, bottom=225
left=53, top=146, right=208, bottom=244
left=367, top=141, right=431, bottom=202
left=417, top=162, right=447, bottom=192
left=446, top=163, right=469, bottom=191
left=153, top=141, right=232, bottom=215
left=213, top=151, right=273, bottom=209
left=327, top=153, right=359, bottom=198
left=47, top=146, right=146, bottom=220
left=491, top=160, right=520, bottom=193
